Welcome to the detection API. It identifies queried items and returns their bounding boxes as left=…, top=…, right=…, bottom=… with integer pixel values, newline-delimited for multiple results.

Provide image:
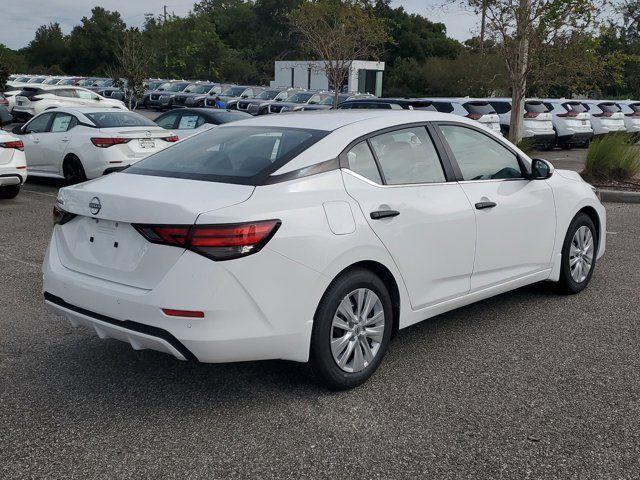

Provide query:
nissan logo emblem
left=89, top=197, right=102, bottom=215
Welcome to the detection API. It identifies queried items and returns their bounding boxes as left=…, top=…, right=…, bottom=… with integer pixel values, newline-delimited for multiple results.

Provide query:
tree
left=66, top=7, right=127, bottom=74
left=289, top=0, right=388, bottom=107
left=23, top=23, right=69, bottom=71
left=112, top=29, right=150, bottom=109
left=466, top=0, right=598, bottom=142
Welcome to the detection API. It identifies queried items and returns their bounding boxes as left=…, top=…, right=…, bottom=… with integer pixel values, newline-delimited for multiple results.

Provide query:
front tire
left=0, top=185, right=20, bottom=199
left=556, top=213, right=597, bottom=294
left=309, top=268, right=393, bottom=390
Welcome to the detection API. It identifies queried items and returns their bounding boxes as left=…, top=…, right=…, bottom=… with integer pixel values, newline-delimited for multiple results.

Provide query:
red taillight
left=91, top=137, right=132, bottom=148
left=53, top=204, right=77, bottom=225
left=162, top=135, right=179, bottom=142
left=0, top=140, right=24, bottom=151
left=558, top=111, right=579, bottom=118
left=162, top=308, right=205, bottom=318
left=595, top=111, right=613, bottom=118
left=524, top=111, right=540, bottom=118
left=466, top=113, right=482, bottom=120
left=133, top=220, right=281, bottom=261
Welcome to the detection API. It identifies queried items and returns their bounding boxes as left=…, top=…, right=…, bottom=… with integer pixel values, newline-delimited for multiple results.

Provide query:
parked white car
left=542, top=100, right=594, bottom=148
left=12, top=108, right=177, bottom=182
left=488, top=98, right=556, bottom=147
left=0, top=130, right=27, bottom=199
left=422, top=98, right=502, bottom=134
left=580, top=100, right=626, bottom=136
left=11, top=86, right=127, bottom=121
left=43, top=111, right=605, bottom=389
left=614, top=100, right=640, bottom=134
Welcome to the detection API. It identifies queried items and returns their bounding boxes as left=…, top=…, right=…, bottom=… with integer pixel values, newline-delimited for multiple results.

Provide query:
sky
left=0, top=0, right=480, bottom=50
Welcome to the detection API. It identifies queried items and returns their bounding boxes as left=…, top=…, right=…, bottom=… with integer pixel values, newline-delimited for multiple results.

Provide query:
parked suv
left=488, top=98, right=555, bottom=147
left=234, top=88, right=301, bottom=115
left=542, top=100, right=594, bottom=148
left=172, top=83, right=217, bottom=108
left=581, top=100, right=627, bottom=136
left=204, top=86, right=264, bottom=109
left=184, top=84, right=228, bottom=107
left=615, top=100, right=640, bottom=134
left=422, top=98, right=501, bottom=134
left=299, top=93, right=375, bottom=111
left=145, top=81, right=191, bottom=110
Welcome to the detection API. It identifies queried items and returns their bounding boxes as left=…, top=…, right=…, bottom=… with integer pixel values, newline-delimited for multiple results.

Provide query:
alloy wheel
left=569, top=226, right=594, bottom=283
left=330, top=288, right=385, bottom=373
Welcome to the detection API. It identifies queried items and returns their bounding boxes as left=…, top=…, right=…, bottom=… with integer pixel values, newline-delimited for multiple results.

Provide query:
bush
left=583, top=133, right=640, bottom=181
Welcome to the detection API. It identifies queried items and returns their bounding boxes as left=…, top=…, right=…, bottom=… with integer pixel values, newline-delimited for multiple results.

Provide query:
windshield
left=86, top=112, right=157, bottom=128
left=126, top=126, right=328, bottom=184
left=57, top=79, right=76, bottom=85
left=44, top=78, right=61, bottom=84
left=77, top=79, right=95, bottom=86
left=94, top=79, right=112, bottom=87
left=166, top=83, right=189, bottom=92
left=288, top=92, right=315, bottom=103
left=256, top=90, right=281, bottom=100
left=28, top=78, right=45, bottom=83
left=320, top=95, right=349, bottom=105
left=183, top=84, right=202, bottom=93
left=190, top=84, right=215, bottom=94
left=221, top=87, right=248, bottom=97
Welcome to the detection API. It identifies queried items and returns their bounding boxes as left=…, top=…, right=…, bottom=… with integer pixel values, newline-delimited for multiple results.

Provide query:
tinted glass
left=288, top=92, right=315, bottom=103
left=598, top=103, right=621, bottom=113
left=256, top=90, right=281, bottom=100
left=563, top=102, right=588, bottom=113
left=208, top=111, right=252, bottom=123
left=320, top=95, right=349, bottom=105
left=432, top=102, right=454, bottom=113
left=489, top=101, right=511, bottom=114
left=221, top=87, right=248, bottom=96
left=629, top=103, right=640, bottom=113
left=25, top=113, right=53, bottom=133
left=86, top=112, right=156, bottom=128
left=57, top=79, right=76, bottom=85
left=440, top=125, right=522, bottom=181
left=55, top=89, right=77, bottom=98
left=126, top=126, right=328, bottom=184
left=77, top=89, right=96, bottom=100
left=155, top=112, right=179, bottom=129
left=346, top=141, right=382, bottom=183
left=51, top=113, right=77, bottom=133
left=463, top=102, right=496, bottom=115
left=525, top=102, right=548, bottom=113
left=370, top=127, right=445, bottom=184
left=166, top=83, right=189, bottom=92
left=191, top=84, right=215, bottom=94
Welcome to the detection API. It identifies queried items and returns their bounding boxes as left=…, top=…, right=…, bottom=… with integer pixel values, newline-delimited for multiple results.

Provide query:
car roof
left=219, top=109, right=475, bottom=132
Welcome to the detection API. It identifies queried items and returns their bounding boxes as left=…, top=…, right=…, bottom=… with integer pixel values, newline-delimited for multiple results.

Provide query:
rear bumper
left=0, top=173, right=26, bottom=186
left=525, top=132, right=556, bottom=145
left=557, top=131, right=594, bottom=144
left=42, top=232, right=319, bottom=364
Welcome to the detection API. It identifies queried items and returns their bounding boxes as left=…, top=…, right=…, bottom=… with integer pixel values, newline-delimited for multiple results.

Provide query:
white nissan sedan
left=43, top=111, right=605, bottom=389
left=13, top=108, right=178, bottom=182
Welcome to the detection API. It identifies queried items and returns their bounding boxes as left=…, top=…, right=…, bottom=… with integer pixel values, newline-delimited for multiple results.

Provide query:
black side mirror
left=530, top=158, right=554, bottom=179
left=11, top=125, right=23, bottom=135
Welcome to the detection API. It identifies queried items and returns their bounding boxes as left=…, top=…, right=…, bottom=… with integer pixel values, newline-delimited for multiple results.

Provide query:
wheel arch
left=329, top=260, right=401, bottom=338
left=576, top=205, right=601, bottom=248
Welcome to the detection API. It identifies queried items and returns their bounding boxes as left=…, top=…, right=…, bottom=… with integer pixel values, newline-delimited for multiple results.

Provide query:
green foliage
left=584, top=133, right=640, bottom=181
left=516, top=138, right=536, bottom=156
left=23, top=23, right=68, bottom=71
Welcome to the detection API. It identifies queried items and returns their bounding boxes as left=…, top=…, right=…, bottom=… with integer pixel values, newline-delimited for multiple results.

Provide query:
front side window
left=346, top=141, right=382, bottom=184
left=439, top=124, right=523, bottom=181
left=51, top=113, right=77, bottom=133
left=369, top=127, right=446, bottom=185
left=126, top=126, right=328, bottom=184
left=25, top=113, right=54, bottom=133
left=77, top=89, right=97, bottom=100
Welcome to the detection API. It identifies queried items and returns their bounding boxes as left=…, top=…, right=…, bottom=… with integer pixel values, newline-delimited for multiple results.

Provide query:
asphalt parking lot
left=1, top=177, right=639, bottom=478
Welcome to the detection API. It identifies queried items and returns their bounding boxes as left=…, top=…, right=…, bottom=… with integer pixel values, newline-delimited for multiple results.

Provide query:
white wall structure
left=270, top=60, right=385, bottom=96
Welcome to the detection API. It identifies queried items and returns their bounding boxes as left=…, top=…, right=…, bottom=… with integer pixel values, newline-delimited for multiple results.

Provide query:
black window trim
left=338, top=121, right=458, bottom=185
left=24, top=111, right=56, bottom=134
left=432, top=121, right=531, bottom=182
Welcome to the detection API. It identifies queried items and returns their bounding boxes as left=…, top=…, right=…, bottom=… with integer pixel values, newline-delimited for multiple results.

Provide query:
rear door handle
left=475, top=201, right=497, bottom=210
left=370, top=210, right=400, bottom=219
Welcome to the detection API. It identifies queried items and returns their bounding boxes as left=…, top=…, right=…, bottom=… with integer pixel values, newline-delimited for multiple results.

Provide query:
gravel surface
left=1, top=183, right=639, bottom=479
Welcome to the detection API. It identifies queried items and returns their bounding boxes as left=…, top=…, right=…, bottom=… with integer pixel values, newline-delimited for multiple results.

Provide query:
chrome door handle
left=370, top=210, right=400, bottom=219
left=475, top=201, right=497, bottom=210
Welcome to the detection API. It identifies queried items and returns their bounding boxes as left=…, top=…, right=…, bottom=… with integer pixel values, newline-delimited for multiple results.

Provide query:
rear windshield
left=598, top=103, right=621, bottom=113
left=627, top=103, right=640, bottom=113
left=431, top=102, right=454, bottom=113
left=256, top=89, right=281, bottom=100
left=222, top=86, right=248, bottom=97
left=563, top=102, right=588, bottom=113
left=208, top=111, right=253, bottom=123
left=407, top=101, right=436, bottom=111
left=86, top=112, right=157, bottom=128
left=525, top=101, right=548, bottom=113
left=126, top=126, right=328, bottom=184
left=463, top=102, right=496, bottom=115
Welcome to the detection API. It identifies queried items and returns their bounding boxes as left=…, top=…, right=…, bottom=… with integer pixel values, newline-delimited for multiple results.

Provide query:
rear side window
left=439, top=124, right=522, bottom=181
left=346, top=141, right=382, bottom=183
left=369, top=127, right=446, bottom=185
left=155, top=112, right=179, bottom=129
left=86, top=112, right=156, bottom=128
left=489, top=101, right=511, bottom=114
left=178, top=114, right=205, bottom=129
left=126, top=126, right=328, bottom=184
left=431, top=102, right=454, bottom=113
left=55, top=89, right=77, bottom=98
left=463, top=102, right=496, bottom=115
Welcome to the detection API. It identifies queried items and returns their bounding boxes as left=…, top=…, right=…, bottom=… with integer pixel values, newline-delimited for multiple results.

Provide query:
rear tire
left=0, top=185, right=20, bottom=199
left=309, top=268, right=393, bottom=390
left=556, top=213, right=597, bottom=294
left=63, top=156, right=87, bottom=184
